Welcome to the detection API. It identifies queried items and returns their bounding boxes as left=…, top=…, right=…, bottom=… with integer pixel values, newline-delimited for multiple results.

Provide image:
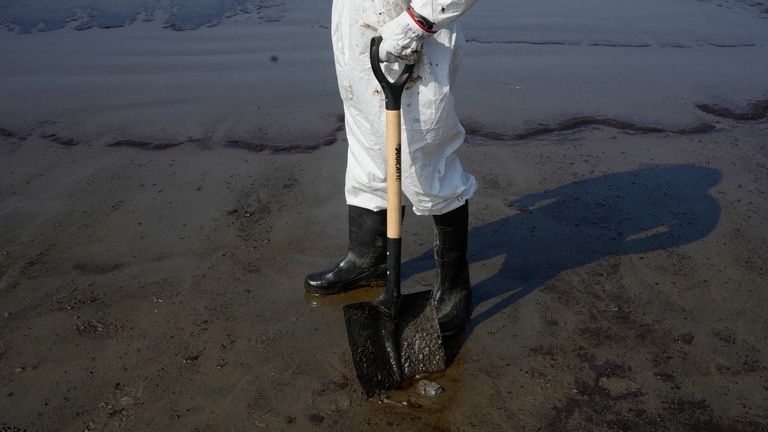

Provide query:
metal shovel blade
left=343, top=290, right=445, bottom=398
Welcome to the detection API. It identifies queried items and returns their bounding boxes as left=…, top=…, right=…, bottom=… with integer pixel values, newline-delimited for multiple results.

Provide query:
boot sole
left=304, top=277, right=387, bottom=296
left=440, top=322, right=467, bottom=337
left=437, top=301, right=472, bottom=336
left=438, top=314, right=469, bottom=336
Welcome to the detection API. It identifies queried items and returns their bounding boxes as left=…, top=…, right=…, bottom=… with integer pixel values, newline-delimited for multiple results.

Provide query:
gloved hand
left=378, top=8, right=436, bottom=64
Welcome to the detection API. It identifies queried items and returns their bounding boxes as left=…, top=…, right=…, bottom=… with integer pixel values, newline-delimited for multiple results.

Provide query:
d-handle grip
left=369, top=36, right=416, bottom=111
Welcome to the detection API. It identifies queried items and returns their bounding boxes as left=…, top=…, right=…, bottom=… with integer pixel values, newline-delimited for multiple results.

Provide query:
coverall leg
left=331, top=0, right=477, bottom=216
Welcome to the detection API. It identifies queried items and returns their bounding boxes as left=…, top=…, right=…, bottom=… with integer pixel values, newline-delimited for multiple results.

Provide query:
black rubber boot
left=304, top=205, right=388, bottom=295
left=432, top=201, right=472, bottom=335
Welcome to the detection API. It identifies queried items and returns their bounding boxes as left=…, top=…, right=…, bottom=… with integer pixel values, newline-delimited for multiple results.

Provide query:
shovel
left=343, top=36, right=446, bottom=398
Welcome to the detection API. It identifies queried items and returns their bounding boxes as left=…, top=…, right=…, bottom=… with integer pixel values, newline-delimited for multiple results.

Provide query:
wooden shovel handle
left=386, top=109, right=402, bottom=240
left=369, top=36, right=414, bottom=239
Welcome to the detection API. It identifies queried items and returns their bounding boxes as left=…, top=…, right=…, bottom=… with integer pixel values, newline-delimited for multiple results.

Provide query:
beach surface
left=1, top=0, right=768, bottom=430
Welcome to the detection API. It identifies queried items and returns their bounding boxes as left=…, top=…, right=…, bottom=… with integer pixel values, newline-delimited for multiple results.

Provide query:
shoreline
left=4, top=95, right=768, bottom=152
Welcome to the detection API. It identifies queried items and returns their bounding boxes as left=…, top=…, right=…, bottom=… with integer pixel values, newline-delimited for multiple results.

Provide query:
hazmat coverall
left=306, top=1, right=479, bottom=335
left=331, top=0, right=479, bottom=216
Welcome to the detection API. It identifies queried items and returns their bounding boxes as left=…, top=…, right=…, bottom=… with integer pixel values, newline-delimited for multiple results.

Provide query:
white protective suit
left=331, top=0, right=479, bottom=216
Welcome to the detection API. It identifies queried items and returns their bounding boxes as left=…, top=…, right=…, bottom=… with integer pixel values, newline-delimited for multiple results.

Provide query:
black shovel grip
left=370, top=36, right=416, bottom=111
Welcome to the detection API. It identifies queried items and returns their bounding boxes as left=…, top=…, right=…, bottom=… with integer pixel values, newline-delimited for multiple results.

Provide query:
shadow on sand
left=401, top=164, right=722, bottom=362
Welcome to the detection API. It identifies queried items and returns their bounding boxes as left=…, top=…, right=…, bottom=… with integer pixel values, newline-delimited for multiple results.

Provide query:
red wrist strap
left=406, top=8, right=437, bottom=34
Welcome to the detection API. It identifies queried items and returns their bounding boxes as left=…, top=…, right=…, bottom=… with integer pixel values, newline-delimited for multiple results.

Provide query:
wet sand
left=2, top=0, right=768, bottom=430
left=2, top=118, right=768, bottom=430
left=2, top=0, right=768, bottom=149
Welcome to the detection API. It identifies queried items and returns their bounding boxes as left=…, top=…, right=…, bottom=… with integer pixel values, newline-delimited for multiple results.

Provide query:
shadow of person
left=401, top=164, right=722, bottom=360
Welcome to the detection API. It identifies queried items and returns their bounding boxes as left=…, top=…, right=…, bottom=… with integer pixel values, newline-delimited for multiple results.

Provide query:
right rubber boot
left=304, top=205, right=387, bottom=295
left=432, top=201, right=472, bottom=336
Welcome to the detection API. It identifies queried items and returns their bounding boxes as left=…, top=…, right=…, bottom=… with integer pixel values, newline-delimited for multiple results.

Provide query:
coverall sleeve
left=409, top=0, right=480, bottom=26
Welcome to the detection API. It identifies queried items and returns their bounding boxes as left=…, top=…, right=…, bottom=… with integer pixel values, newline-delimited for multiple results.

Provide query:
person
left=304, top=0, right=480, bottom=335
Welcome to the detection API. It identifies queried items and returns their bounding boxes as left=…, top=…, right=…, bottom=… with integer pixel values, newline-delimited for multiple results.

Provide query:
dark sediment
left=696, top=99, right=768, bottom=121
left=706, top=42, right=757, bottom=48
left=224, top=115, right=345, bottom=154
left=465, top=116, right=717, bottom=142
left=0, top=127, right=27, bottom=140
left=466, top=38, right=762, bottom=49
left=41, top=133, right=78, bottom=146
left=72, top=262, right=124, bottom=275
left=3, top=103, right=761, bottom=151
left=0, top=114, right=721, bottom=150
left=2, top=114, right=347, bottom=153
left=107, top=139, right=187, bottom=150
left=0, top=0, right=286, bottom=34
left=467, top=38, right=652, bottom=48
left=467, top=38, right=578, bottom=47
left=223, top=136, right=338, bottom=154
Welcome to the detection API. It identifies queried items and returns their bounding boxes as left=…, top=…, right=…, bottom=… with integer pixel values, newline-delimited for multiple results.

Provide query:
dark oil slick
left=0, top=0, right=288, bottom=33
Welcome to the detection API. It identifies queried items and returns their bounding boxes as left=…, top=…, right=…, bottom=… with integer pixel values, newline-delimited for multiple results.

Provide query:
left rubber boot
left=304, top=205, right=387, bottom=295
left=431, top=201, right=472, bottom=336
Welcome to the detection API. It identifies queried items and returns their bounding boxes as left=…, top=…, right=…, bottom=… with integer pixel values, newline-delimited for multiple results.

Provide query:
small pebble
left=417, top=380, right=445, bottom=396
left=307, top=413, right=324, bottom=425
